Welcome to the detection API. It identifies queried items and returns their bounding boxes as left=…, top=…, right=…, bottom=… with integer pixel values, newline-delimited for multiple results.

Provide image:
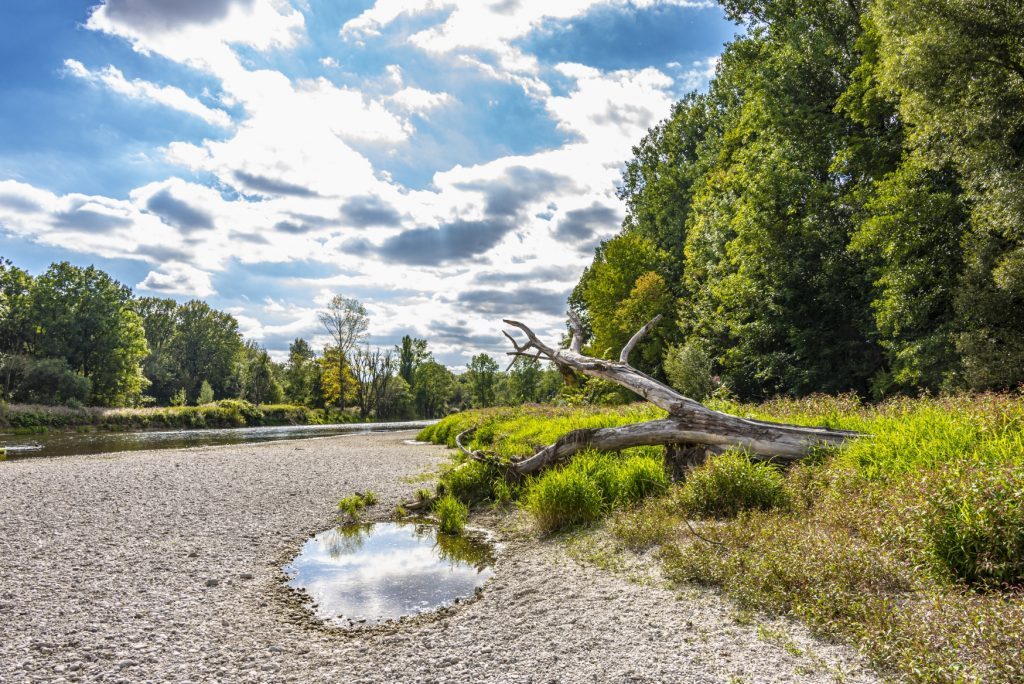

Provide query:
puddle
left=284, top=522, right=496, bottom=627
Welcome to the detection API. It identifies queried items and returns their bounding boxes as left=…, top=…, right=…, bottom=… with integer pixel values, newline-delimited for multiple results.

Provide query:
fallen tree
left=496, top=313, right=861, bottom=475
left=405, top=315, right=861, bottom=509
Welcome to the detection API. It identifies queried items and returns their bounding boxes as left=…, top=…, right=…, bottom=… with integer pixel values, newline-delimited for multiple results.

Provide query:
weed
left=434, top=494, right=469, bottom=536
left=678, top=451, right=791, bottom=518
left=524, top=465, right=604, bottom=532
left=360, top=490, right=378, bottom=506
left=337, top=494, right=366, bottom=521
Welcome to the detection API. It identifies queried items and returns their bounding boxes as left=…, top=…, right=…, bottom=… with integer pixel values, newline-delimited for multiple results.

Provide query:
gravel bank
left=0, top=433, right=879, bottom=683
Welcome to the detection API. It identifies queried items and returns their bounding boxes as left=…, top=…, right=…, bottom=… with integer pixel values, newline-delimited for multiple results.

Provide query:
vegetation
left=337, top=491, right=378, bottom=522
left=433, top=494, right=469, bottom=535
left=569, top=0, right=1024, bottom=401
left=420, top=395, right=1024, bottom=682
left=1, top=255, right=569, bottom=423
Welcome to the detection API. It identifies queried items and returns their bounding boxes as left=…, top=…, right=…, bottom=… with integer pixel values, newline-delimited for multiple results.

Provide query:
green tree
left=0, top=257, right=33, bottom=354
left=171, top=300, right=243, bottom=401
left=283, top=338, right=320, bottom=406
left=196, top=379, right=215, bottom=405
left=397, top=335, right=431, bottom=386
left=318, top=295, right=368, bottom=410
left=413, top=361, right=455, bottom=418
left=465, top=353, right=500, bottom=408
left=30, top=262, right=148, bottom=405
left=133, top=296, right=181, bottom=404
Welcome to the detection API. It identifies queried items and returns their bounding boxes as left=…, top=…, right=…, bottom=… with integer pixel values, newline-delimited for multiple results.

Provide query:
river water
left=0, top=420, right=436, bottom=459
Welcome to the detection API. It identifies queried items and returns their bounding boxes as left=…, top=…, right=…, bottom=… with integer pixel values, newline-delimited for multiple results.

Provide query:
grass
left=434, top=494, right=469, bottom=535
left=420, top=395, right=1024, bottom=682
left=337, top=491, right=378, bottom=522
left=0, top=400, right=365, bottom=431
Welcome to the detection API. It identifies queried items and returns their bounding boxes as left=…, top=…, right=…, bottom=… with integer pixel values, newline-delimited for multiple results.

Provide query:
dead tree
left=493, top=313, right=861, bottom=475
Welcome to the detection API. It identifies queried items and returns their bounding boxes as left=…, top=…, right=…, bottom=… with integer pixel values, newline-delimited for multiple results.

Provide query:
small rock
left=239, top=573, right=254, bottom=580
left=206, top=579, right=219, bottom=587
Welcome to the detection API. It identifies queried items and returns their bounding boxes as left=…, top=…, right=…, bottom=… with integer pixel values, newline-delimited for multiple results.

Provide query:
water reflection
left=284, top=522, right=496, bottom=627
left=0, top=420, right=435, bottom=458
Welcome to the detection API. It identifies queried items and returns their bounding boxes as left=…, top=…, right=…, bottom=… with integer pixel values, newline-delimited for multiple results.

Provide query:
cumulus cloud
left=554, top=202, right=620, bottom=242
left=145, top=189, right=215, bottom=232
left=456, top=286, right=570, bottom=316
left=137, top=262, right=215, bottom=297
left=63, top=59, right=232, bottom=128
left=340, top=196, right=404, bottom=228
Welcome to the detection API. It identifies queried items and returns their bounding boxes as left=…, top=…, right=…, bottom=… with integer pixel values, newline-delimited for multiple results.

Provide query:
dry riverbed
left=0, top=432, right=879, bottom=683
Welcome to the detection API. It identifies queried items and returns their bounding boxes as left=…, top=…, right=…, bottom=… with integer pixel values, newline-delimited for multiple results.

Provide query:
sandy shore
left=0, top=432, right=879, bottom=683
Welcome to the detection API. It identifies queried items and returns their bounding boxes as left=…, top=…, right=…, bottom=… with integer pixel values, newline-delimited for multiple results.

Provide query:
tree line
left=0, top=257, right=562, bottom=416
left=571, top=0, right=1024, bottom=401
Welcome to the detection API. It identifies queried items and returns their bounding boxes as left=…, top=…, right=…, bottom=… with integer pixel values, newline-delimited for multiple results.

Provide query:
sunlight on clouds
left=63, top=59, right=233, bottom=128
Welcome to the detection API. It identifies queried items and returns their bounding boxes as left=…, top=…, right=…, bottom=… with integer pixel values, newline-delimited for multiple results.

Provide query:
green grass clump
left=678, top=452, right=790, bottom=518
left=524, top=465, right=604, bottom=532
left=337, top=491, right=377, bottom=521
left=523, top=449, right=668, bottom=532
left=434, top=494, right=469, bottom=535
left=437, top=459, right=503, bottom=505
left=924, top=465, right=1024, bottom=587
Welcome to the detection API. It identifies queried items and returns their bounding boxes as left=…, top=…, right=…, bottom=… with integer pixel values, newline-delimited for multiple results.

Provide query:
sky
left=0, top=0, right=737, bottom=367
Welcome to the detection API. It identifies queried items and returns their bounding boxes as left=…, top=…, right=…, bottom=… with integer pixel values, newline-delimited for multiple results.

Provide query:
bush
left=664, top=343, right=714, bottom=401
left=2, top=356, right=92, bottom=406
left=338, top=494, right=367, bottom=521
left=925, top=466, right=1024, bottom=587
left=524, top=465, right=604, bottom=532
left=678, top=451, right=791, bottom=518
left=434, top=494, right=469, bottom=535
left=438, top=460, right=502, bottom=505
left=196, top=380, right=214, bottom=405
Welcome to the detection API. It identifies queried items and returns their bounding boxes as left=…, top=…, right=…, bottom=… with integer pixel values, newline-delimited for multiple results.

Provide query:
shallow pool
left=284, top=522, right=496, bottom=627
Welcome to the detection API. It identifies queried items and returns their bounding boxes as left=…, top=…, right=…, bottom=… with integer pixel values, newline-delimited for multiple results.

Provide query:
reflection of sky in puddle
left=284, top=523, right=495, bottom=626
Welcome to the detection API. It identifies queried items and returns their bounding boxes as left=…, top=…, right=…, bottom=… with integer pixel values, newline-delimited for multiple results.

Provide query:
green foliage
left=524, top=449, right=668, bottom=532
left=169, top=388, right=187, bottom=407
left=663, top=343, right=715, bottom=401
left=465, top=353, right=499, bottom=408
left=924, top=466, right=1024, bottom=587
left=678, top=452, right=791, bottom=518
left=434, top=494, right=469, bottom=536
left=337, top=494, right=367, bottom=521
left=523, top=465, right=604, bottom=533
left=0, top=355, right=91, bottom=406
left=196, top=380, right=214, bottom=405
left=413, top=361, right=455, bottom=418
left=0, top=400, right=322, bottom=430
left=438, top=459, right=503, bottom=506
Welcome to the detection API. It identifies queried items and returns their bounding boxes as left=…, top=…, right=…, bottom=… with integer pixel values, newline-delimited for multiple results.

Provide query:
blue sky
left=0, top=0, right=736, bottom=366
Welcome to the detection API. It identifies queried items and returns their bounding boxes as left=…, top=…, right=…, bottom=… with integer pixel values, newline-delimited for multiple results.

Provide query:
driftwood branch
left=494, top=314, right=861, bottom=475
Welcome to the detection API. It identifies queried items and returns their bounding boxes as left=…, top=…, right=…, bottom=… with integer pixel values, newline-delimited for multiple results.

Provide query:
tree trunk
left=493, top=315, right=861, bottom=475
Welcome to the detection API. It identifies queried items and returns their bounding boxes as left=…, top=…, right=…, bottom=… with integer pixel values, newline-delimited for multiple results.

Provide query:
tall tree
left=0, top=257, right=33, bottom=355
left=396, top=335, right=431, bottom=386
left=283, top=338, right=320, bottom=406
left=413, top=361, right=455, bottom=418
left=465, top=353, right=500, bottom=408
left=318, top=295, right=368, bottom=410
left=29, top=262, right=148, bottom=405
left=133, top=296, right=181, bottom=403
left=171, top=300, right=243, bottom=401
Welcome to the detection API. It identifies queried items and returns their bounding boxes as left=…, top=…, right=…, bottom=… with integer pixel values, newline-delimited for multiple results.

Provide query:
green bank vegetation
left=418, top=395, right=1024, bottom=682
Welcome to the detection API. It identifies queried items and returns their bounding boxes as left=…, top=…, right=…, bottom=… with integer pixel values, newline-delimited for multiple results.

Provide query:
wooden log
left=500, top=315, right=861, bottom=475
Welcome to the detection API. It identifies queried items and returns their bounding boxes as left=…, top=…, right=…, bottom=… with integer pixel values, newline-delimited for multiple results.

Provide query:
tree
left=465, top=353, right=499, bottom=408
left=197, top=379, right=215, bottom=405
left=283, top=338, right=320, bottom=406
left=237, top=341, right=283, bottom=405
left=29, top=262, right=149, bottom=406
left=171, top=300, right=243, bottom=401
left=133, top=296, right=181, bottom=404
left=351, top=346, right=396, bottom=420
left=318, top=345, right=357, bottom=408
left=413, top=361, right=455, bottom=418
left=376, top=375, right=413, bottom=421
left=0, top=258, right=33, bottom=354
left=318, top=295, right=368, bottom=410
left=397, top=335, right=431, bottom=386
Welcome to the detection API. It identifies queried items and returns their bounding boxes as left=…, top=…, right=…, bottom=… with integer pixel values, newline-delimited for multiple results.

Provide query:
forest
left=0, top=257, right=562, bottom=419
left=571, top=0, right=1024, bottom=401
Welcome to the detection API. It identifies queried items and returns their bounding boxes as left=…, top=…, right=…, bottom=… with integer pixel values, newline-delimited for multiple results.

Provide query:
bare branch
left=620, top=314, right=663, bottom=365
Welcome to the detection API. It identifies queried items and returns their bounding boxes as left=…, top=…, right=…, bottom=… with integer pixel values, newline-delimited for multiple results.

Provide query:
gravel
left=0, top=432, right=880, bottom=683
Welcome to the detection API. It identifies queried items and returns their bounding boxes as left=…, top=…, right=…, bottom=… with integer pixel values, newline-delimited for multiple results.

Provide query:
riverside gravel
left=0, top=431, right=880, bottom=683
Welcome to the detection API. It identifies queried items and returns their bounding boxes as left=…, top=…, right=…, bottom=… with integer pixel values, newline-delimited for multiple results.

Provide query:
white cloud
left=63, top=59, right=233, bottom=128
left=137, top=263, right=215, bottom=298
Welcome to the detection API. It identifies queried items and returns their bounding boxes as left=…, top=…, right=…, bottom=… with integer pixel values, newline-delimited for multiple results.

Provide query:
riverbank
left=0, top=400, right=360, bottom=432
left=0, top=431, right=876, bottom=683
left=418, top=395, right=1024, bottom=682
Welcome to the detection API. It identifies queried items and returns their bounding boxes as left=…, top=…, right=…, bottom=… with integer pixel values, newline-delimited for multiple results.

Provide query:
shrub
left=3, top=356, right=92, bottom=406
left=438, top=460, right=501, bottom=505
left=196, top=380, right=214, bottom=405
left=678, top=451, right=791, bottom=518
left=663, top=343, right=714, bottom=401
left=524, top=466, right=604, bottom=532
left=925, top=466, right=1024, bottom=587
left=434, top=494, right=469, bottom=535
